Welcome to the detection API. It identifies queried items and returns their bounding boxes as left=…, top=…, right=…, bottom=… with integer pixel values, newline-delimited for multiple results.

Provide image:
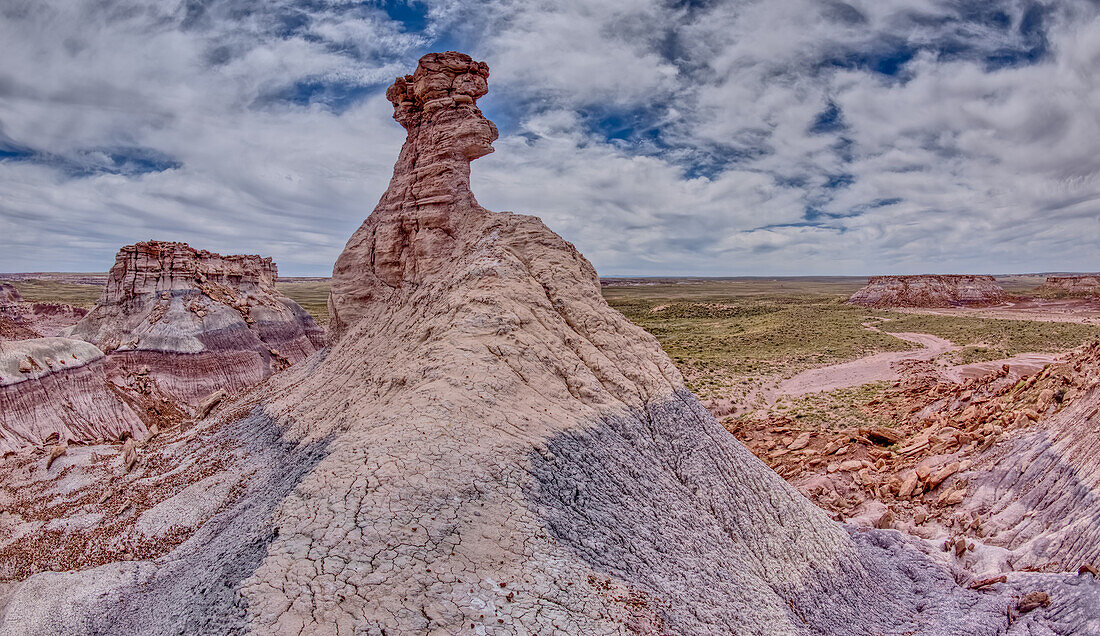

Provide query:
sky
left=0, top=0, right=1098, bottom=277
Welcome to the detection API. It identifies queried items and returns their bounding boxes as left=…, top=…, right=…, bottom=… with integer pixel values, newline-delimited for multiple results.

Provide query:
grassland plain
left=275, top=278, right=331, bottom=326
left=6, top=274, right=1099, bottom=400
left=871, top=313, right=1100, bottom=364
left=602, top=278, right=1100, bottom=412
left=1, top=278, right=103, bottom=307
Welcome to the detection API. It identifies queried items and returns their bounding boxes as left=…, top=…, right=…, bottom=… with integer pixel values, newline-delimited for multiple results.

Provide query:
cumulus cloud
left=1, top=0, right=1097, bottom=275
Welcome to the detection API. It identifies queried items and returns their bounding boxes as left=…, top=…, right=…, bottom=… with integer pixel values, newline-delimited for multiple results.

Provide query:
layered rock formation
left=2, top=52, right=1096, bottom=635
left=62, top=241, right=323, bottom=404
left=327, top=52, right=496, bottom=340
left=849, top=274, right=1007, bottom=308
left=1041, top=275, right=1100, bottom=296
left=0, top=338, right=146, bottom=453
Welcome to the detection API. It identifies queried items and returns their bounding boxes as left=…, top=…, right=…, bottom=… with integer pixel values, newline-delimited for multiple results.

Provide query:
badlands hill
left=1, top=52, right=1097, bottom=635
left=1, top=243, right=319, bottom=454
left=0, top=283, right=19, bottom=306
left=849, top=274, right=1007, bottom=308
left=0, top=338, right=147, bottom=453
left=63, top=241, right=323, bottom=404
left=1041, top=275, right=1100, bottom=296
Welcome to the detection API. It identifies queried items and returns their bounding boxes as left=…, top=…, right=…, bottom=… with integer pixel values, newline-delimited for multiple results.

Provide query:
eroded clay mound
left=849, top=274, right=1007, bottom=308
left=4, top=52, right=1095, bottom=636
left=1041, top=275, right=1100, bottom=296
left=0, top=338, right=146, bottom=453
left=63, top=241, right=323, bottom=404
left=0, top=283, right=21, bottom=306
left=0, top=283, right=90, bottom=340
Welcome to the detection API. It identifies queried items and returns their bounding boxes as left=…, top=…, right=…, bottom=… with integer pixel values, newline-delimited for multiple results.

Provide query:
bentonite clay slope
left=958, top=342, right=1100, bottom=572
left=5, top=52, right=1095, bottom=635
left=63, top=241, right=323, bottom=404
left=849, top=274, right=1007, bottom=308
left=0, top=338, right=146, bottom=453
left=1042, top=275, right=1100, bottom=296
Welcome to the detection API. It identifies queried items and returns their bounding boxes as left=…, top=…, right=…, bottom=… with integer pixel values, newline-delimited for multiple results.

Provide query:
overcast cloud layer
left=1, top=0, right=1097, bottom=275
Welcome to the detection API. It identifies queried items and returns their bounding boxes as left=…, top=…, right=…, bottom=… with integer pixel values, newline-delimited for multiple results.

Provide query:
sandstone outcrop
left=0, top=338, right=146, bottom=453
left=1041, top=275, right=1100, bottom=296
left=2, top=53, right=1096, bottom=635
left=62, top=241, right=323, bottom=404
left=849, top=274, right=1007, bottom=308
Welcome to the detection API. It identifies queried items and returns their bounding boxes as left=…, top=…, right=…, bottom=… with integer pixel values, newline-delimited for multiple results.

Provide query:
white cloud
left=1, top=0, right=1098, bottom=276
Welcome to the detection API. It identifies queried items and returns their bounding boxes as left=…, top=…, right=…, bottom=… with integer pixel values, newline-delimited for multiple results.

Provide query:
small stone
left=928, top=462, right=960, bottom=488
left=787, top=432, right=811, bottom=451
left=45, top=443, right=67, bottom=470
left=1017, top=591, right=1050, bottom=613
left=945, top=489, right=966, bottom=506
left=899, top=472, right=919, bottom=499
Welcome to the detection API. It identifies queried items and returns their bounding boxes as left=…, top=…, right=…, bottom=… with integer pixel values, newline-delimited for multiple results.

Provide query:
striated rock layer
left=3, top=53, right=1097, bottom=635
left=0, top=338, right=146, bottom=453
left=849, top=274, right=1007, bottom=308
left=63, top=242, right=323, bottom=404
left=1041, top=275, right=1100, bottom=296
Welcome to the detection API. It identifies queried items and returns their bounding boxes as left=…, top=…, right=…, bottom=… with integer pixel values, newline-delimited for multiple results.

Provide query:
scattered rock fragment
left=787, top=432, right=811, bottom=450
left=197, top=389, right=228, bottom=419
left=969, top=575, right=1006, bottom=590
left=1017, top=591, right=1051, bottom=613
left=45, top=443, right=67, bottom=470
left=122, top=438, right=138, bottom=473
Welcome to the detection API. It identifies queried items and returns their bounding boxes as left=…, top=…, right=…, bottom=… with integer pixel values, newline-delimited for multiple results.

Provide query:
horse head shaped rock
left=328, top=52, right=499, bottom=341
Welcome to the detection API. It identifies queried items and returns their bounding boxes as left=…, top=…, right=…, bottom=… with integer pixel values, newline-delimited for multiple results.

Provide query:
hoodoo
left=4, top=53, right=1097, bottom=635
left=849, top=274, right=1007, bottom=308
left=62, top=241, right=323, bottom=404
